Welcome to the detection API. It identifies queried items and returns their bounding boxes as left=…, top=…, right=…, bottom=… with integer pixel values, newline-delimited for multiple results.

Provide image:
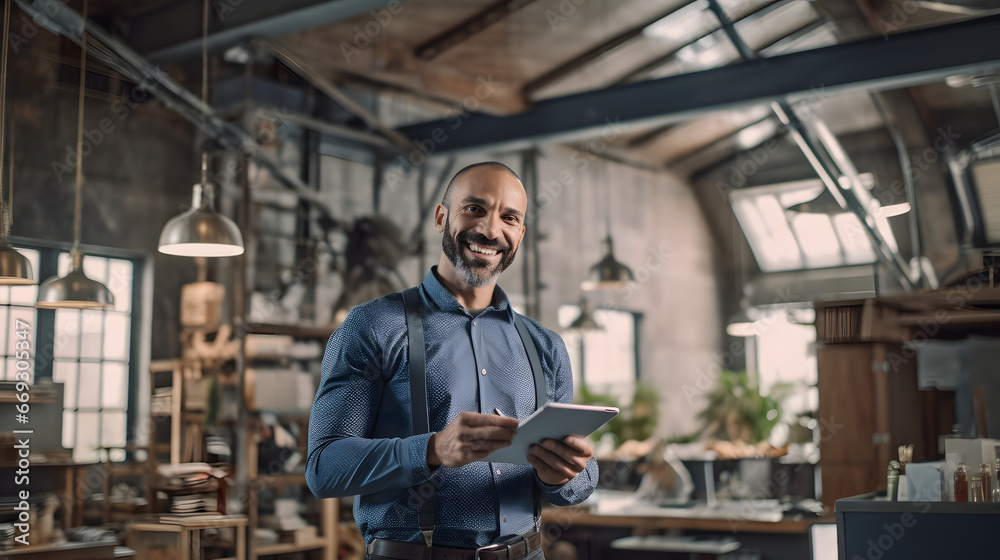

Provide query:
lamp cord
left=0, top=0, right=10, bottom=240
left=73, top=0, right=88, bottom=260
left=199, top=0, right=209, bottom=197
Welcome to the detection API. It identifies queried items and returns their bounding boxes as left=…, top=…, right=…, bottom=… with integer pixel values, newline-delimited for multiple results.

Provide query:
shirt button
left=473, top=321, right=477, bottom=326
left=502, top=516, right=507, bottom=523
left=496, top=469, right=501, bottom=475
left=481, top=369, right=486, bottom=375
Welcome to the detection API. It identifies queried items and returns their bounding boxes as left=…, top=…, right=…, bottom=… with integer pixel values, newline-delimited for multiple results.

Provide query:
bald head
left=442, top=161, right=522, bottom=208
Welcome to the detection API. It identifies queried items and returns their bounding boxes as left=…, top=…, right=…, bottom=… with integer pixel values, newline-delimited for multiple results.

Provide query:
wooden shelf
left=254, top=538, right=327, bottom=555
left=250, top=471, right=306, bottom=485
left=242, top=322, right=338, bottom=340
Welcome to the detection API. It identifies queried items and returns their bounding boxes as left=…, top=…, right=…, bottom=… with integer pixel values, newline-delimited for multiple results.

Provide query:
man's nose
left=478, top=212, right=503, bottom=241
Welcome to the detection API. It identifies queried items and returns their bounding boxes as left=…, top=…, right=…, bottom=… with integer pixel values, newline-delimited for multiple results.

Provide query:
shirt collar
left=421, top=266, right=513, bottom=318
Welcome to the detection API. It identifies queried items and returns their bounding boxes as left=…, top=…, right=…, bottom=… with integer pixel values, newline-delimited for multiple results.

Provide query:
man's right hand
left=427, top=411, right=519, bottom=468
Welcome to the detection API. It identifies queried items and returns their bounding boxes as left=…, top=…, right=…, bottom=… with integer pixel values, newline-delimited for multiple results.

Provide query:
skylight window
left=730, top=176, right=886, bottom=272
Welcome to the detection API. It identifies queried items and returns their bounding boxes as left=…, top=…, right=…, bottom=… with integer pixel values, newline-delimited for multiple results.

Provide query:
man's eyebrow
left=503, top=207, right=524, bottom=219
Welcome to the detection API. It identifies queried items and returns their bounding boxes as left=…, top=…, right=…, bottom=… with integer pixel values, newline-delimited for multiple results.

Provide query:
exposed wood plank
left=415, top=0, right=540, bottom=60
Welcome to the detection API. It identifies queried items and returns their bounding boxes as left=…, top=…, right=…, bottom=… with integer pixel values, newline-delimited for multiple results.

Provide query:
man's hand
left=527, top=435, right=593, bottom=486
left=427, top=412, right=519, bottom=468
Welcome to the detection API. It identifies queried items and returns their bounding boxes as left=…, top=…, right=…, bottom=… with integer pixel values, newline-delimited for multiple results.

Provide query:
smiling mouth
left=467, top=242, right=501, bottom=257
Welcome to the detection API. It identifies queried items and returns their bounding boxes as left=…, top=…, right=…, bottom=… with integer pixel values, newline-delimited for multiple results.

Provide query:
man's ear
left=434, top=204, right=447, bottom=233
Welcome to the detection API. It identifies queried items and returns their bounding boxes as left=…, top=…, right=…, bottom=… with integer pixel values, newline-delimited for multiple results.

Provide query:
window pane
left=79, top=310, right=104, bottom=360
left=81, top=255, right=108, bottom=284
left=0, top=306, right=8, bottom=357
left=101, top=411, right=126, bottom=447
left=62, top=411, right=76, bottom=450
left=78, top=363, right=101, bottom=409
left=103, top=314, right=129, bottom=362
left=57, top=252, right=72, bottom=276
left=102, top=362, right=127, bottom=409
left=10, top=286, right=38, bottom=307
left=54, top=309, right=81, bottom=359
left=54, top=360, right=78, bottom=408
left=75, top=411, right=100, bottom=462
left=582, top=310, right=636, bottom=406
left=8, top=307, right=35, bottom=359
left=833, top=213, right=876, bottom=264
left=790, top=213, right=841, bottom=269
left=6, top=357, right=32, bottom=384
left=107, top=259, right=133, bottom=313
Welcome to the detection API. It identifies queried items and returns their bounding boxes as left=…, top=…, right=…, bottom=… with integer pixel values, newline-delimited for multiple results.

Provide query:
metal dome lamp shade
left=158, top=179, right=244, bottom=257
left=581, top=233, right=634, bottom=291
left=158, top=0, right=243, bottom=258
left=0, top=0, right=33, bottom=285
left=35, top=0, right=114, bottom=310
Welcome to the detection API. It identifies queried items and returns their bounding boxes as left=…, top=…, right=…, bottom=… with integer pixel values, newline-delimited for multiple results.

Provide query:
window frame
left=10, top=236, right=148, bottom=463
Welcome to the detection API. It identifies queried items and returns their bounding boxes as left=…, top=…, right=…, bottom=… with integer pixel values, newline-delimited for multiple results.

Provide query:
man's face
left=436, top=168, right=527, bottom=288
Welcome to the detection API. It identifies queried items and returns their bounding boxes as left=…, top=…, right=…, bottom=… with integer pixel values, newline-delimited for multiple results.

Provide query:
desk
left=0, top=461, right=93, bottom=530
left=543, top=505, right=826, bottom=534
left=542, top=504, right=832, bottom=560
left=125, top=514, right=248, bottom=560
left=2, top=540, right=116, bottom=559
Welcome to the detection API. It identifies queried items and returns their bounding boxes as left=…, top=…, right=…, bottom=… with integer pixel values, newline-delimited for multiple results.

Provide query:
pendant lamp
left=0, top=0, right=33, bottom=285
left=157, top=0, right=243, bottom=258
left=581, top=233, right=635, bottom=291
left=35, top=0, right=114, bottom=310
left=581, top=163, right=634, bottom=291
left=567, top=297, right=603, bottom=332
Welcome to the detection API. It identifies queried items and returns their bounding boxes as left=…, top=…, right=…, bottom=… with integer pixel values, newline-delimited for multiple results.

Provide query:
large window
left=559, top=305, right=641, bottom=406
left=2, top=245, right=140, bottom=463
left=729, top=174, right=902, bottom=272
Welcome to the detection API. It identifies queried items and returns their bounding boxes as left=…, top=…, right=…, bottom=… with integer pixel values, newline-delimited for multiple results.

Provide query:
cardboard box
left=181, top=282, right=225, bottom=329
left=245, top=368, right=314, bottom=411
left=907, top=461, right=947, bottom=501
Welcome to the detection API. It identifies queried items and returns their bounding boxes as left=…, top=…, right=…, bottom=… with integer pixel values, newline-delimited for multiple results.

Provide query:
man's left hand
left=527, top=435, right=593, bottom=486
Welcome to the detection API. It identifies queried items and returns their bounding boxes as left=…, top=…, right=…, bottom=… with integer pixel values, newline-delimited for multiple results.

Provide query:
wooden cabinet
left=816, top=342, right=928, bottom=508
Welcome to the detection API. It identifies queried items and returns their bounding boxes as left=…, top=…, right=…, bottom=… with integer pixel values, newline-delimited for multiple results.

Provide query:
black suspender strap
left=513, top=314, right=547, bottom=527
left=403, top=287, right=429, bottom=435
left=513, top=314, right=547, bottom=410
left=402, top=287, right=435, bottom=549
left=402, top=286, right=549, bottom=545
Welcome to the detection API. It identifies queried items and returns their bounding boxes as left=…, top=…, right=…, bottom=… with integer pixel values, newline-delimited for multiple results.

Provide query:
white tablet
left=481, top=402, right=619, bottom=465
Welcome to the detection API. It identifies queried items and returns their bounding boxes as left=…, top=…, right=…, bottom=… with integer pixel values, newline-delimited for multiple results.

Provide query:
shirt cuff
left=408, top=432, right=435, bottom=485
left=533, top=471, right=566, bottom=492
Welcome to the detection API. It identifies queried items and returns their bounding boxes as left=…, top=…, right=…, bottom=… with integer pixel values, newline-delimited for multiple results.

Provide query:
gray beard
left=453, top=254, right=501, bottom=288
left=442, top=216, right=515, bottom=288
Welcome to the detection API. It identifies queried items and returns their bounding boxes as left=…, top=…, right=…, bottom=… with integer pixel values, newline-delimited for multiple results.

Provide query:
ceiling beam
left=414, top=0, right=539, bottom=60
left=398, top=13, right=1000, bottom=154
left=129, top=0, right=402, bottom=62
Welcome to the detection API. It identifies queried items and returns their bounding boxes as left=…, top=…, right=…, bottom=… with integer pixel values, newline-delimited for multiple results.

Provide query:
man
left=306, top=162, right=597, bottom=560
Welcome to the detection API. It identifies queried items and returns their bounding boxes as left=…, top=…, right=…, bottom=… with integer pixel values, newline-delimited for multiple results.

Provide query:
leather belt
left=367, top=530, right=541, bottom=560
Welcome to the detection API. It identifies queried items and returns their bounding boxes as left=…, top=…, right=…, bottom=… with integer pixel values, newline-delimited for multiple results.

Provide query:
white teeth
left=469, top=243, right=498, bottom=256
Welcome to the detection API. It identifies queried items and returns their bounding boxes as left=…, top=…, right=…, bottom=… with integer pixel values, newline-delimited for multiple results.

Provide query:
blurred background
left=0, top=0, right=999, bottom=559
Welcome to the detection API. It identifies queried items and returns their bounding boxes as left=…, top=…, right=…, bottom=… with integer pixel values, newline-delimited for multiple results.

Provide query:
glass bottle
left=955, top=464, right=968, bottom=503
left=980, top=464, right=992, bottom=502
left=995, top=458, right=1000, bottom=502
left=969, top=477, right=984, bottom=502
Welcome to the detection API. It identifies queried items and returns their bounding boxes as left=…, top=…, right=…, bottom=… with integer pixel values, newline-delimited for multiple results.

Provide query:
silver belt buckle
left=474, top=543, right=504, bottom=560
